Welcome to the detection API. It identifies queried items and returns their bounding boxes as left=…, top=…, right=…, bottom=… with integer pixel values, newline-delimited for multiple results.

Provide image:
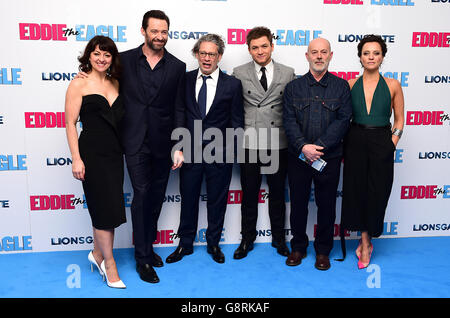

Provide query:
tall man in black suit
left=165, top=34, right=244, bottom=264
left=120, top=10, right=185, bottom=283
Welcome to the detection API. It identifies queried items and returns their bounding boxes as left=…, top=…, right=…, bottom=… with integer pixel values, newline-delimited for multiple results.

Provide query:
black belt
left=351, top=122, right=391, bottom=130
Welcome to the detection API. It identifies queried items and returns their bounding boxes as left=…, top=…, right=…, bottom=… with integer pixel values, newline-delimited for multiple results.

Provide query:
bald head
left=308, top=37, right=331, bottom=53
left=306, top=37, right=333, bottom=79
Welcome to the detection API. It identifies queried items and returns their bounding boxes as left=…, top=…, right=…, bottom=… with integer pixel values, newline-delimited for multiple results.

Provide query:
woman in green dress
left=341, top=35, right=405, bottom=269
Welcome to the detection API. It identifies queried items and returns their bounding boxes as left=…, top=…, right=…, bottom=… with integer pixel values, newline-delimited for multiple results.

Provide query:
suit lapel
left=188, top=70, right=202, bottom=118
left=247, top=63, right=266, bottom=95
left=248, top=61, right=278, bottom=102
left=266, top=61, right=281, bottom=95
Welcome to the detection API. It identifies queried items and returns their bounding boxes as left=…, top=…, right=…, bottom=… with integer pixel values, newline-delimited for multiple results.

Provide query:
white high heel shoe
left=88, top=251, right=104, bottom=277
left=100, top=260, right=126, bottom=289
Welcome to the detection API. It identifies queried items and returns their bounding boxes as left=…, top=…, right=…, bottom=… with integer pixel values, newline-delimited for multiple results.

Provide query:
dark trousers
left=341, top=125, right=394, bottom=237
left=178, top=162, right=233, bottom=250
left=125, top=141, right=171, bottom=266
left=240, top=148, right=288, bottom=243
left=287, top=153, right=341, bottom=256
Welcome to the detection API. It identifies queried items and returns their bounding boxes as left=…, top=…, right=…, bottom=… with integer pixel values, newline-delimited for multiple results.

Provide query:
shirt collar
left=306, top=70, right=329, bottom=87
left=197, top=67, right=220, bottom=82
left=139, top=43, right=167, bottom=62
left=253, top=59, right=274, bottom=74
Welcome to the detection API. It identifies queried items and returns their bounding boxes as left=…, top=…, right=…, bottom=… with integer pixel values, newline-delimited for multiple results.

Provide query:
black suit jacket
left=181, top=68, right=244, bottom=165
left=119, top=45, right=186, bottom=156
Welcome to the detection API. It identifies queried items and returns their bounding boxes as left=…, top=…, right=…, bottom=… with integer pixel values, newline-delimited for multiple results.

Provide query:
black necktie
left=260, top=67, right=267, bottom=91
left=198, top=75, right=210, bottom=119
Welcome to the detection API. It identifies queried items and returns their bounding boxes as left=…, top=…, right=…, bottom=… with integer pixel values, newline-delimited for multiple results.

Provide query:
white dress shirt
left=254, top=59, right=274, bottom=90
left=195, top=67, right=220, bottom=116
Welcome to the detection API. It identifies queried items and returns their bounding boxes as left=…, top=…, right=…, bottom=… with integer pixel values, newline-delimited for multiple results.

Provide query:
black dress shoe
left=165, top=246, right=193, bottom=264
left=136, top=263, right=159, bottom=283
left=272, top=241, right=290, bottom=257
left=207, top=245, right=225, bottom=264
left=233, top=241, right=254, bottom=259
left=152, top=252, right=164, bottom=267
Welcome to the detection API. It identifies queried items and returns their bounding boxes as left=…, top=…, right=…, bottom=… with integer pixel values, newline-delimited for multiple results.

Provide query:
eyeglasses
left=198, top=51, right=219, bottom=58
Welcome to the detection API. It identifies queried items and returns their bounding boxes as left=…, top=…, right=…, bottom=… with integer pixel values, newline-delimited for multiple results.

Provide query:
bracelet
left=392, top=128, right=403, bottom=138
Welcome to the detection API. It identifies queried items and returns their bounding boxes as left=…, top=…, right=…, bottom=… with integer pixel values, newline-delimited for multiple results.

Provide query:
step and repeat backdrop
left=1, top=0, right=449, bottom=253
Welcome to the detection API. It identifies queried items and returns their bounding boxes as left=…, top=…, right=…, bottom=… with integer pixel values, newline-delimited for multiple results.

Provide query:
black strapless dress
left=78, top=94, right=126, bottom=229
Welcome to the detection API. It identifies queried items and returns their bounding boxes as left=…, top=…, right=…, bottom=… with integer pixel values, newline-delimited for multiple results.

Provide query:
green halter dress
left=341, top=75, right=395, bottom=239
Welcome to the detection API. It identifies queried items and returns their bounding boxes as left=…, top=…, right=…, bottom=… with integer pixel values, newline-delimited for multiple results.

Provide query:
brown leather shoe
left=286, top=251, right=307, bottom=266
left=315, top=254, right=331, bottom=271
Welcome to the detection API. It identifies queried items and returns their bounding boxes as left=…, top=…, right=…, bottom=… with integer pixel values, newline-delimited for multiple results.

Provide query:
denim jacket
left=283, top=71, right=352, bottom=160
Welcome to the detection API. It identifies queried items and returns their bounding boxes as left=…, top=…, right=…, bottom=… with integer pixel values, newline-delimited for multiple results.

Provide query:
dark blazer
left=177, top=68, right=244, bottom=248
left=182, top=68, right=244, bottom=165
left=119, top=44, right=186, bottom=156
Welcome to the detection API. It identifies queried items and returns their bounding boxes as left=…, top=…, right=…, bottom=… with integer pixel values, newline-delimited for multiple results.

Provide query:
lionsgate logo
left=171, top=121, right=280, bottom=174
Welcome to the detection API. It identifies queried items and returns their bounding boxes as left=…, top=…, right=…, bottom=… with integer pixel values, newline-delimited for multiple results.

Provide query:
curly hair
left=192, top=33, right=225, bottom=56
left=78, top=35, right=121, bottom=80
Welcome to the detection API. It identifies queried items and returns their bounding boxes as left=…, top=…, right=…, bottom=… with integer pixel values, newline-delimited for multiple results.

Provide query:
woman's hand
left=391, top=135, right=399, bottom=148
left=72, top=158, right=85, bottom=181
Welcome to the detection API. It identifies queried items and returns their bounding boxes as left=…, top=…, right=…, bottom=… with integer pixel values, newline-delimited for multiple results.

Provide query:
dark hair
left=357, top=34, right=387, bottom=57
left=192, top=33, right=225, bottom=56
left=246, top=26, right=273, bottom=46
left=78, top=35, right=121, bottom=80
left=142, top=10, right=170, bottom=30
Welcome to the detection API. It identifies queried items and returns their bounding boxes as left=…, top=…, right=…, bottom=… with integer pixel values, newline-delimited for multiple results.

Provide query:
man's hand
left=172, top=150, right=184, bottom=170
left=73, top=71, right=89, bottom=80
left=301, top=144, right=324, bottom=162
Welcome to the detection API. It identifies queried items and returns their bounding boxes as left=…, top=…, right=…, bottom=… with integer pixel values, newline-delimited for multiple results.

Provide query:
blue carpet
left=0, top=237, right=449, bottom=298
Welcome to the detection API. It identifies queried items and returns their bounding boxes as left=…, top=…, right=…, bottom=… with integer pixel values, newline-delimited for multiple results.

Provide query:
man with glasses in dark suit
left=165, top=34, right=244, bottom=264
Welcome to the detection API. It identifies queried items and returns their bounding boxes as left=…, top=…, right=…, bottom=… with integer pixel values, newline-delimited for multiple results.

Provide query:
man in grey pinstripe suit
left=232, top=26, right=296, bottom=260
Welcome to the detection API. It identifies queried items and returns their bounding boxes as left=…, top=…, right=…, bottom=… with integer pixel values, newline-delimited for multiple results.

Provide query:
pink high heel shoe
left=357, top=243, right=373, bottom=269
left=356, top=239, right=362, bottom=259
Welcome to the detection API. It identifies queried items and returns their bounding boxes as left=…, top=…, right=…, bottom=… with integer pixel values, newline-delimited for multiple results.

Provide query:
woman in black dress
left=65, top=36, right=126, bottom=288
